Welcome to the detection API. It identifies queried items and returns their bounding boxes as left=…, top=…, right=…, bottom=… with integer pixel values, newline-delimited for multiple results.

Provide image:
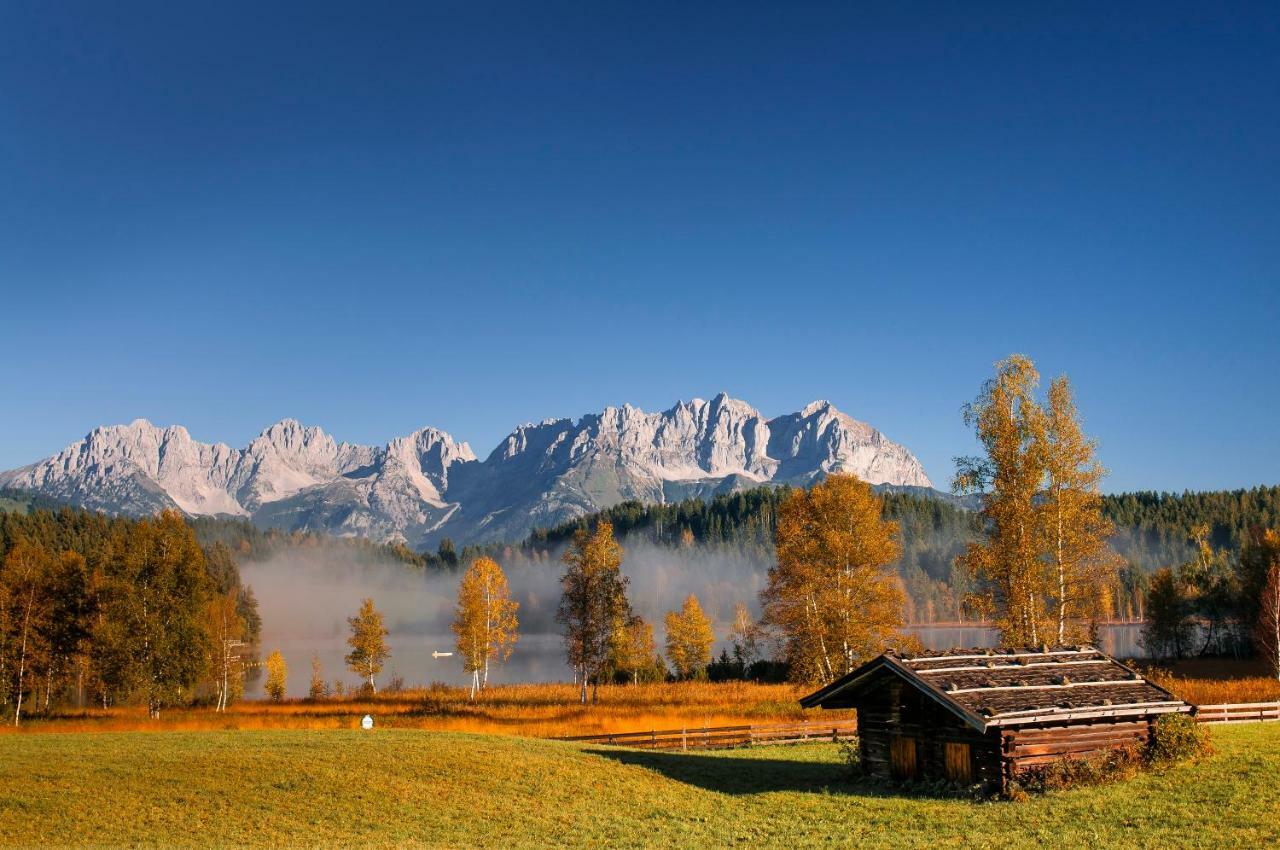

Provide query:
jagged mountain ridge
left=0, top=393, right=931, bottom=547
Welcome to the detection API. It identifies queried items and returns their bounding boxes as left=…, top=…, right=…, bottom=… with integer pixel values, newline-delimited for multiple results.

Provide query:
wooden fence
left=558, top=719, right=859, bottom=751
left=1195, top=701, right=1280, bottom=724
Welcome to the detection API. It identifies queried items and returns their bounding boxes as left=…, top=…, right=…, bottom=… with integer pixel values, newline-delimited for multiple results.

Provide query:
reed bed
left=1143, top=669, right=1280, bottom=706
left=2, top=680, right=840, bottom=737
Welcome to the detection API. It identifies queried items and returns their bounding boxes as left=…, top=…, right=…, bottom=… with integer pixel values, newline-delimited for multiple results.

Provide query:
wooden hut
left=800, top=646, right=1192, bottom=790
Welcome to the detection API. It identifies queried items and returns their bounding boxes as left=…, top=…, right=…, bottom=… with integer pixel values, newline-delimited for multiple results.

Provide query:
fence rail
left=1195, top=701, right=1280, bottom=724
left=557, top=719, right=859, bottom=751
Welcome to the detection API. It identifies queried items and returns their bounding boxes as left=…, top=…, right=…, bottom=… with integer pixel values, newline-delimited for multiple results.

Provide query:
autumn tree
left=664, top=594, right=715, bottom=679
left=204, top=587, right=247, bottom=711
left=308, top=654, right=328, bottom=700
left=345, top=598, right=390, bottom=693
left=1141, top=567, right=1193, bottom=661
left=1179, top=526, right=1241, bottom=655
left=451, top=557, right=519, bottom=698
left=1241, top=528, right=1280, bottom=637
left=955, top=355, right=1121, bottom=646
left=762, top=474, right=906, bottom=685
left=264, top=650, right=288, bottom=702
left=954, top=355, right=1050, bottom=645
left=607, top=613, right=658, bottom=685
left=1254, top=558, right=1280, bottom=680
left=1039, top=376, right=1124, bottom=642
left=557, top=520, right=630, bottom=703
left=727, top=603, right=761, bottom=674
left=96, top=511, right=212, bottom=719
left=1, top=540, right=54, bottom=726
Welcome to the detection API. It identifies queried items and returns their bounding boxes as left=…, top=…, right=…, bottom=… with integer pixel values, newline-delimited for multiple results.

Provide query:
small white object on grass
left=362, top=714, right=374, bottom=730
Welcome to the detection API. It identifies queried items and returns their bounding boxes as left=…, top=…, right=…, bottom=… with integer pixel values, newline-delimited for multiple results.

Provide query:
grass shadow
left=586, top=746, right=978, bottom=799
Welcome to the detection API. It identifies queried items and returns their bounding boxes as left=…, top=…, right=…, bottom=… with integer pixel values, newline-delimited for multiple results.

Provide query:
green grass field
left=1, top=724, right=1277, bottom=849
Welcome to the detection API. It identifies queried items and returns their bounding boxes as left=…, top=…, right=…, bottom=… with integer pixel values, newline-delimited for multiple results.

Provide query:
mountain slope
left=0, top=394, right=931, bottom=547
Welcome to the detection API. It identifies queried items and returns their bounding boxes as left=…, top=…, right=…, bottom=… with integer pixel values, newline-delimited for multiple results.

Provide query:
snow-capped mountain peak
left=1, top=395, right=931, bottom=547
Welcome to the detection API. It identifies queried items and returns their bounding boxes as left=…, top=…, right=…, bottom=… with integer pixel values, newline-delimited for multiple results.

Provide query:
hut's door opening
left=944, top=742, right=972, bottom=783
left=889, top=736, right=918, bottom=780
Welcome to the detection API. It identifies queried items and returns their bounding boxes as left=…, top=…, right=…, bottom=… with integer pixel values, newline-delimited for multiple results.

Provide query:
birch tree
left=955, top=356, right=1121, bottom=647
left=557, top=520, right=630, bottom=704
left=762, top=474, right=905, bottom=685
left=664, top=594, right=714, bottom=680
left=1254, top=559, right=1280, bottom=680
left=1039, top=376, right=1123, bottom=643
left=954, top=354, right=1050, bottom=646
left=345, top=598, right=390, bottom=694
left=2, top=540, right=54, bottom=726
left=607, top=613, right=657, bottom=685
left=204, top=587, right=246, bottom=711
left=451, top=557, right=519, bottom=698
left=264, top=650, right=288, bottom=702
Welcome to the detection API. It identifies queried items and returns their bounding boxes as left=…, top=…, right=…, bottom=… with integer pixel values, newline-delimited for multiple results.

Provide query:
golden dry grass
left=1145, top=672, right=1280, bottom=706
left=2, top=681, right=848, bottom=737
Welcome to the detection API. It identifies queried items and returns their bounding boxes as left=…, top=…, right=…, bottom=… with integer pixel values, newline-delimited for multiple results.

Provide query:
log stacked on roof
left=892, top=647, right=1186, bottom=727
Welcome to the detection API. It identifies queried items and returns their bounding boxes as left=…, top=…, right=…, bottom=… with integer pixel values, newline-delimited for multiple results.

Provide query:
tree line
left=517, top=471, right=1280, bottom=631
left=0, top=508, right=261, bottom=723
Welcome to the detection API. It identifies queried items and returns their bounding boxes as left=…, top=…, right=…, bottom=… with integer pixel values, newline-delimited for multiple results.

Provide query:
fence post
left=682, top=728, right=687, bottom=751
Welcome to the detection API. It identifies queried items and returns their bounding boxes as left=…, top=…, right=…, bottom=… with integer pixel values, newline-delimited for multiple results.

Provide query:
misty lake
left=243, top=548, right=1151, bottom=697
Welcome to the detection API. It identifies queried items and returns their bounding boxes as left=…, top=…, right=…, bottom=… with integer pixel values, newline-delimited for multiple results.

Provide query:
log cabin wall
left=853, top=671, right=1002, bottom=788
left=1000, top=718, right=1152, bottom=776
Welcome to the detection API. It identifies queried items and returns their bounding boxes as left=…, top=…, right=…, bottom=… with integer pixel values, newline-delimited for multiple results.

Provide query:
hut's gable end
left=848, top=669, right=1001, bottom=786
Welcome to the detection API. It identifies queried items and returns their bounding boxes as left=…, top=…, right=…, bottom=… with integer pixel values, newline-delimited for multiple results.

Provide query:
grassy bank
left=1, top=723, right=1276, bottom=848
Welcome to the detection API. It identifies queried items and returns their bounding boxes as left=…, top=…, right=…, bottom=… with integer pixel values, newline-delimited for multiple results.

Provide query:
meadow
left=0, top=723, right=1276, bottom=848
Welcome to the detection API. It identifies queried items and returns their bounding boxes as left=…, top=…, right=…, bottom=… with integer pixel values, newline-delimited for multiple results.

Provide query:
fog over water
left=243, top=547, right=1149, bottom=698
left=241, top=543, right=771, bottom=698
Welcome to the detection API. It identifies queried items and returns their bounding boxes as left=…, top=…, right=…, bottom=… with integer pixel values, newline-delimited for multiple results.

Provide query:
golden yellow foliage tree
left=451, top=556, right=520, bottom=698
left=557, top=520, right=630, bottom=704
left=345, top=597, right=390, bottom=693
left=607, top=613, right=657, bottom=685
left=664, top=594, right=714, bottom=679
left=955, top=356, right=1121, bottom=647
left=204, top=587, right=247, bottom=712
left=954, top=354, right=1049, bottom=646
left=1, top=540, right=54, bottom=726
left=264, top=650, right=287, bottom=702
left=761, top=474, right=906, bottom=685
left=1040, top=376, right=1123, bottom=643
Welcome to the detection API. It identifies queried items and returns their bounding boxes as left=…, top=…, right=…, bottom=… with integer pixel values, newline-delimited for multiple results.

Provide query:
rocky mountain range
left=0, top=394, right=932, bottom=547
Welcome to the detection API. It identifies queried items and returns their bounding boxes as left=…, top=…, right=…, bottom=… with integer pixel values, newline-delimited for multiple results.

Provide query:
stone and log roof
left=800, top=646, right=1192, bottom=732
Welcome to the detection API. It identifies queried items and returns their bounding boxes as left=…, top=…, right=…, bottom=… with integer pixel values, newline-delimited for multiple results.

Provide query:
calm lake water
left=253, top=624, right=1150, bottom=699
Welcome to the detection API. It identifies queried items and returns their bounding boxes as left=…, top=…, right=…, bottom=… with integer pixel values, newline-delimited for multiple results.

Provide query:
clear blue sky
left=1, top=2, right=1276, bottom=492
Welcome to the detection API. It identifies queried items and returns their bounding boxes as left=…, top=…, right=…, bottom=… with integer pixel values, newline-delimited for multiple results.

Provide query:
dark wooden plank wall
left=1001, top=718, right=1151, bottom=774
left=855, top=671, right=1003, bottom=788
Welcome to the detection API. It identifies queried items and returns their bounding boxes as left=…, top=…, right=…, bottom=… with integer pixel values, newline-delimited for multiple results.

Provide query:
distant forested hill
left=521, top=485, right=1280, bottom=623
